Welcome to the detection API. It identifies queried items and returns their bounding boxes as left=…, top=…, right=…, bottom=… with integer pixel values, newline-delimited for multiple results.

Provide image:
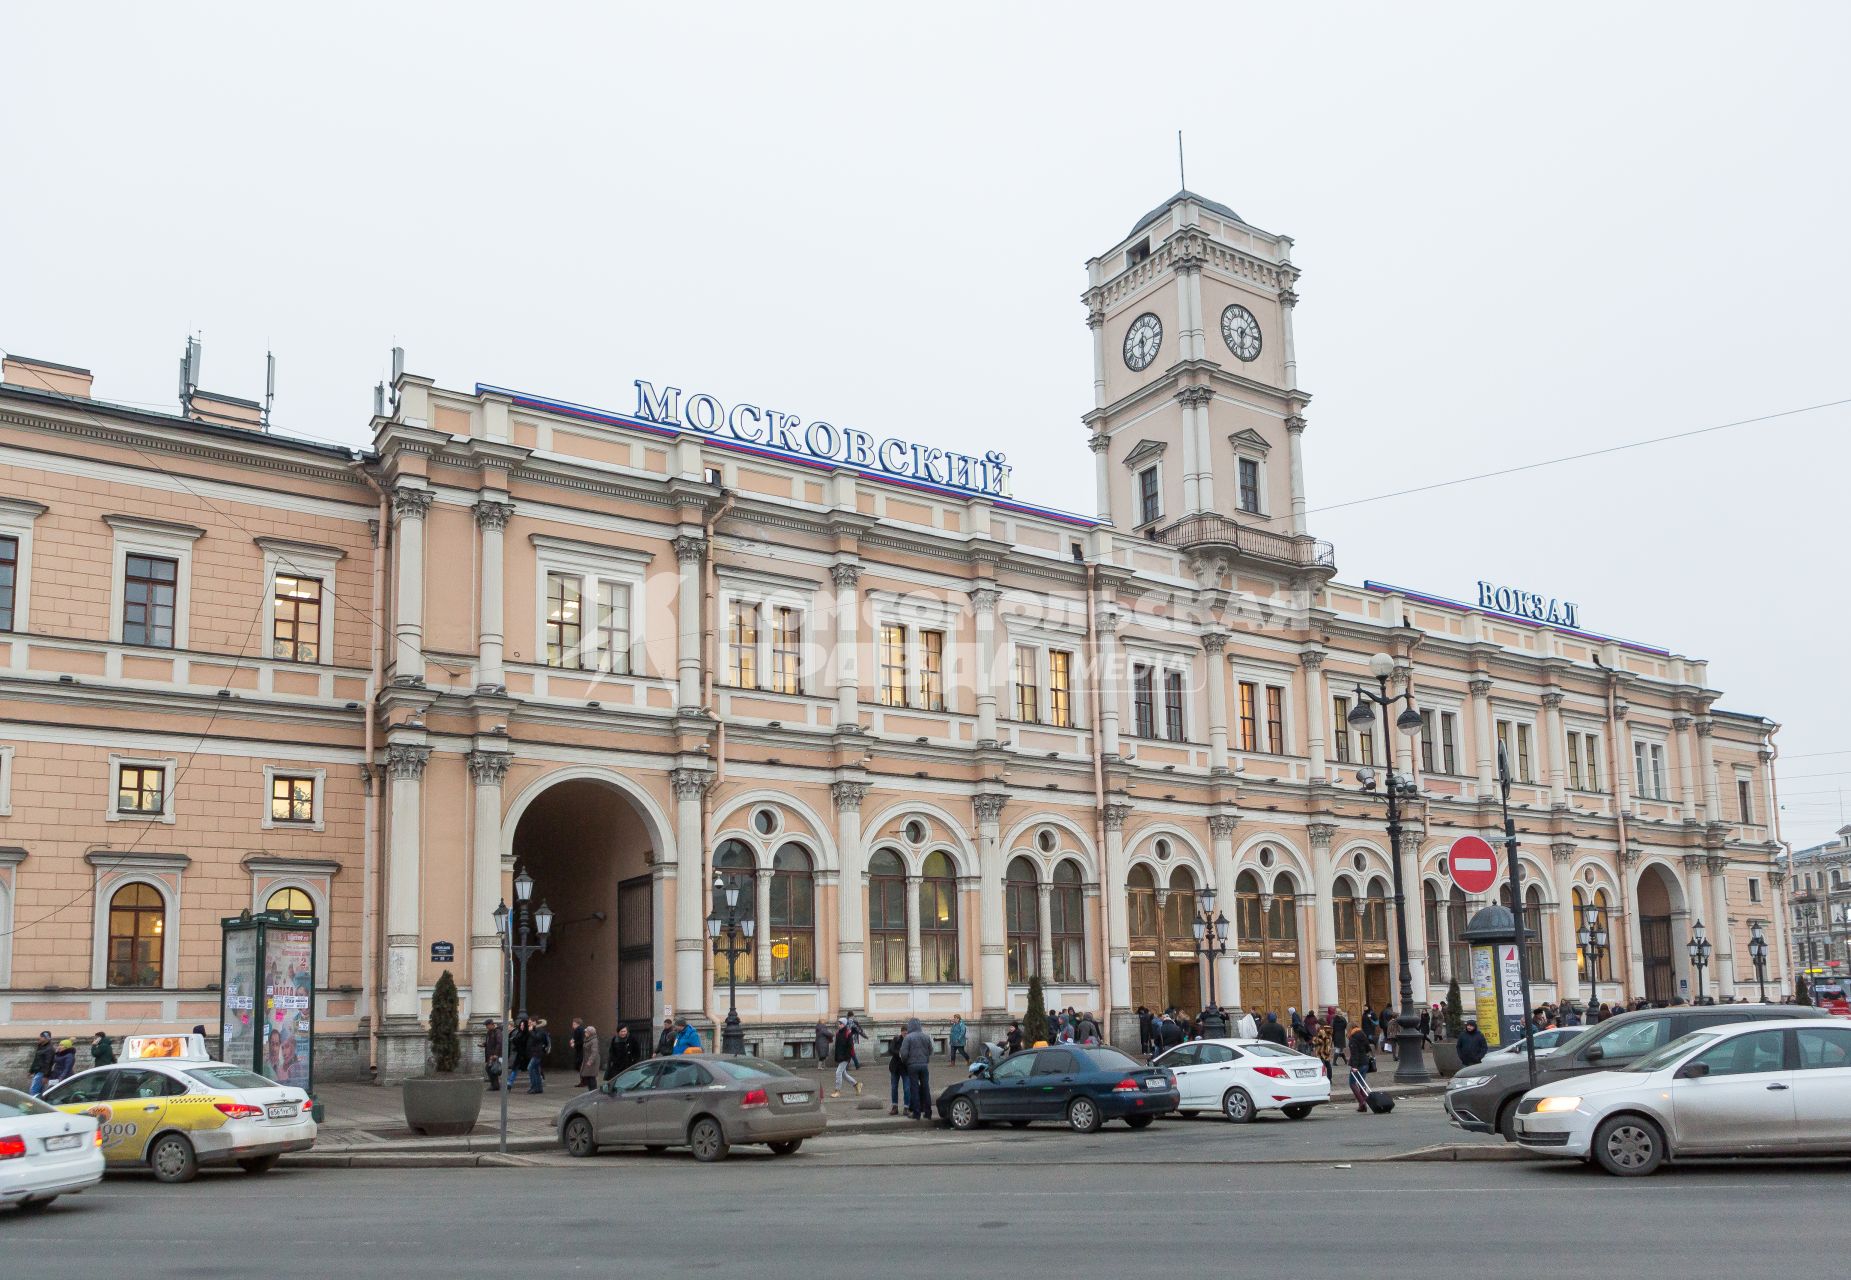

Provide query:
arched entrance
left=509, top=777, right=660, bottom=1054
left=1128, top=864, right=1201, bottom=1012
left=1234, top=869, right=1301, bottom=1019
left=1334, top=875, right=1390, bottom=1017
left=1637, top=863, right=1686, bottom=1004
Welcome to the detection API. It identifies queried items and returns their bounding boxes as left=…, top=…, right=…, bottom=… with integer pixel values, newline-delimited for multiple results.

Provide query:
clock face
left=1122, top=313, right=1163, bottom=372
left=1221, top=304, right=1262, bottom=361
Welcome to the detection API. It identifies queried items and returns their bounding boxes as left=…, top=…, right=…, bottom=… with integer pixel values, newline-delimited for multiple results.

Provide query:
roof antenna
left=1177, top=130, right=1186, bottom=191
left=263, top=351, right=276, bottom=428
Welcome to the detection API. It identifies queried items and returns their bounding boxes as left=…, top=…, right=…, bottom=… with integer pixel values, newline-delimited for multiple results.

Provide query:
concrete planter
left=1431, top=1040, right=1462, bottom=1077
left=401, top=1076, right=485, bottom=1136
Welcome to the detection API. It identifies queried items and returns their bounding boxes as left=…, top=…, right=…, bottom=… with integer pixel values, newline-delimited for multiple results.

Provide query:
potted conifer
left=1023, top=974, right=1051, bottom=1047
left=401, top=970, right=484, bottom=1136
left=1431, top=977, right=1465, bottom=1077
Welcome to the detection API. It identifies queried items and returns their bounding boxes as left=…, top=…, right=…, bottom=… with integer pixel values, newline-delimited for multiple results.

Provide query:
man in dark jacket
left=568, top=1018, right=586, bottom=1075
left=1257, top=1013, right=1289, bottom=1046
left=1137, top=1007, right=1154, bottom=1055
left=605, top=1025, right=641, bottom=1081
left=900, top=1018, right=934, bottom=1120
left=526, top=1020, right=552, bottom=1094
left=90, top=1031, right=116, bottom=1067
left=508, top=1019, right=530, bottom=1078
left=1330, top=1010, right=1349, bottom=1064
left=656, top=1017, right=676, bottom=1058
left=27, top=1032, right=54, bottom=1096
left=1006, top=1022, right=1023, bottom=1054
left=1457, top=1020, right=1489, bottom=1067
left=1347, top=1026, right=1375, bottom=1111
left=483, top=1019, right=503, bottom=1091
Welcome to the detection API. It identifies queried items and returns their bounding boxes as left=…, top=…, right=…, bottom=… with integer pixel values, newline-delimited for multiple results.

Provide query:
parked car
left=1151, top=1037, right=1330, bottom=1122
left=556, top=1054, right=824, bottom=1163
left=1444, top=1003, right=1817, bottom=1140
left=1, top=1087, right=104, bottom=1211
left=1487, top=1026, right=1585, bottom=1057
left=1515, top=1017, right=1851, bottom=1175
left=935, top=1044, right=1178, bottom=1132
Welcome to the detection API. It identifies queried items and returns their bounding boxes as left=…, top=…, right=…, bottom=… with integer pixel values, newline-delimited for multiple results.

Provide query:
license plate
left=44, top=1133, right=84, bottom=1151
left=1294, top=1068, right=1320, bottom=1078
left=1144, top=1078, right=1167, bottom=1090
left=265, top=1103, right=298, bottom=1119
left=779, top=1092, right=810, bottom=1105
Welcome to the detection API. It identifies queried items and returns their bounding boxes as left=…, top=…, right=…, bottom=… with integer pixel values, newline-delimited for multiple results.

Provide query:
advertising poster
left=221, top=927, right=259, bottom=1073
left=1498, top=945, right=1527, bottom=1046
left=262, top=927, right=316, bottom=1090
left=1470, top=944, right=1502, bottom=1047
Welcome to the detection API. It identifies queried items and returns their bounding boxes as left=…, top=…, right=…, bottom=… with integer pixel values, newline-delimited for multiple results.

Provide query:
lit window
left=270, top=775, right=316, bottom=824
left=123, top=554, right=178, bottom=649
left=768, top=844, right=816, bottom=983
left=1048, top=649, right=1073, bottom=728
left=920, top=629, right=945, bottom=712
left=919, top=851, right=960, bottom=982
left=728, top=600, right=759, bottom=689
left=1237, top=681, right=1258, bottom=752
left=265, top=886, right=315, bottom=919
left=879, top=624, right=908, bottom=707
left=770, top=607, right=802, bottom=694
left=272, top=574, right=322, bottom=663
left=106, top=882, right=165, bottom=988
left=593, top=582, right=631, bottom=675
left=1332, top=695, right=1352, bottom=763
left=1014, top=645, right=1040, bottom=723
left=1265, top=685, right=1284, bottom=755
left=117, top=765, right=165, bottom=815
left=545, top=572, right=582, bottom=668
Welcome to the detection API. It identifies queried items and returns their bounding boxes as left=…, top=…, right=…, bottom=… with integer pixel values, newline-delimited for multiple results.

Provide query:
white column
left=1280, top=283, right=1300, bottom=390
left=670, top=768, right=711, bottom=1020
left=1769, top=871, right=1791, bottom=989
left=832, top=781, right=867, bottom=1012
left=1204, top=633, right=1230, bottom=773
left=467, top=750, right=510, bottom=1024
left=905, top=874, right=924, bottom=985
left=1089, top=433, right=1112, bottom=524
left=1176, top=390, right=1200, bottom=515
left=1552, top=842, right=1581, bottom=997
left=1674, top=716, right=1700, bottom=823
left=390, top=486, right=431, bottom=685
left=755, top=865, right=774, bottom=982
left=1470, top=676, right=1496, bottom=794
left=975, top=793, right=1007, bottom=1015
left=1400, top=824, right=1430, bottom=1002
left=1104, top=803, right=1132, bottom=1012
left=1301, top=649, right=1326, bottom=780
left=474, top=498, right=512, bottom=692
left=1623, top=855, right=1647, bottom=999
left=383, top=740, right=429, bottom=1025
left=1309, top=823, right=1340, bottom=1010
left=1697, top=719, right=1723, bottom=824
left=1433, top=884, right=1455, bottom=982
left=1209, top=813, right=1241, bottom=1010
left=1709, top=854, right=1735, bottom=994
left=673, top=533, right=704, bottom=713
left=1543, top=690, right=1568, bottom=809
left=832, top=562, right=861, bottom=731
left=1611, top=703, right=1635, bottom=815
left=1036, top=881, right=1055, bottom=989
left=1285, top=414, right=1308, bottom=536
left=971, top=585, right=1000, bottom=747
left=1096, top=609, right=1121, bottom=759
left=1086, top=306, right=1107, bottom=412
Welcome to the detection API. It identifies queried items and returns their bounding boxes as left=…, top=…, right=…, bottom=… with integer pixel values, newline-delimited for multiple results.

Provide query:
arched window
left=1128, top=863, right=1159, bottom=948
left=266, top=886, right=314, bottom=920
left=1333, top=875, right=1358, bottom=946
left=107, top=882, right=165, bottom=988
left=714, top=840, right=756, bottom=984
left=1573, top=886, right=1614, bottom=984
left=1005, top=857, right=1039, bottom=983
left=868, top=848, right=907, bottom=984
left=1235, top=869, right=1265, bottom=946
left=1050, top=861, right=1085, bottom=983
left=769, top=843, right=815, bottom=984
left=1502, top=880, right=1548, bottom=980
left=1423, top=881, right=1443, bottom=977
left=1447, top=885, right=1470, bottom=980
left=919, top=852, right=959, bottom=983
left=1268, top=871, right=1299, bottom=943
left=1363, top=877, right=1389, bottom=943
left=1163, top=865, right=1198, bottom=953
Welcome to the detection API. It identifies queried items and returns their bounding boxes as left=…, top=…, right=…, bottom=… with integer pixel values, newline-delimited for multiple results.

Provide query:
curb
left=286, top=1151, right=542, bottom=1169
left=1389, top=1142, right=1540, bottom=1162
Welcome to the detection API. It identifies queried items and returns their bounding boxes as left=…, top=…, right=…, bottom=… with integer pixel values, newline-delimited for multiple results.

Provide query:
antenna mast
left=1178, top=130, right=1186, bottom=189
left=263, top=351, right=276, bottom=428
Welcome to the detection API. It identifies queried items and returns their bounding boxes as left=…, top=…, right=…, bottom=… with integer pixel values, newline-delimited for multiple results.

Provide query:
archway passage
left=510, top=778, right=657, bottom=1056
left=1128, top=865, right=1200, bottom=1013
left=1637, top=864, right=1682, bottom=1004
left=1234, top=869, right=1301, bottom=1019
left=1334, top=876, right=1390, bottom=1018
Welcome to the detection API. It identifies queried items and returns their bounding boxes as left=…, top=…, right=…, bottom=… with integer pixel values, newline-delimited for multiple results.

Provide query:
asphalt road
left=12, top=1132, right=1846, bottom=1277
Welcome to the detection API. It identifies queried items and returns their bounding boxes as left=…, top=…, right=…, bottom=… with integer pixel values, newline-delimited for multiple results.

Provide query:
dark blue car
left=934, top=1045, right=1179, bottom=1133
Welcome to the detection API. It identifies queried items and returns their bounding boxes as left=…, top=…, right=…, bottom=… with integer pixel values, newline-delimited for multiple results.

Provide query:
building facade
left=0, top=191, right=1791, bottom=1079
left=1788, top=826, right=1851, bottom=988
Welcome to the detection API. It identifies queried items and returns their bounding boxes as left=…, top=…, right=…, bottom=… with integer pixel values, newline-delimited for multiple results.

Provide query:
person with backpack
left=1347, top=1024, right=1375, bottom=1113
left=831, top=1018, right=861, bottom=1098
left=525, top=1018, right=552, bottom=1093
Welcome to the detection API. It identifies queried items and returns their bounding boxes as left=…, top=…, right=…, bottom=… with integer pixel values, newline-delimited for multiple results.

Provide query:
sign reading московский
left=633, top=381, right=1013, bottom=499
left=1477, top=580, right=1580, bottom=630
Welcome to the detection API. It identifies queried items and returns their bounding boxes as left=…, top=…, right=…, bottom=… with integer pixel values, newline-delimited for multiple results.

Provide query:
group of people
left=22, top=1030, right=115, bottom=1096
left=482, top=1014, right=708, bottom=1094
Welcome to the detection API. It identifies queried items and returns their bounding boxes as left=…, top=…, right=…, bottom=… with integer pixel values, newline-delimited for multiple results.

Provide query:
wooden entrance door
left=617, top=874, right=654, bottom=1039
left=1642, top=916, right=1674, bottom=1004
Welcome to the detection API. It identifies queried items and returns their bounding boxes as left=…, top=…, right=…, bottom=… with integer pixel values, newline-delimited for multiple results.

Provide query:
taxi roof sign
left=123, top=1033, right=212, bottom=1062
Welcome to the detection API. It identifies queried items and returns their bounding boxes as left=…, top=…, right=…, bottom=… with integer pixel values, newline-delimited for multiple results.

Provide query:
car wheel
left=1593, top=1114, right=1665, bottom=1177
left=1496, top=1099, right=1519, bottom=1142
left=689, top=1116, right=730, bottom=1163
left=949, top=1097, right=980, bottom=1131
left=149, top=1132, right=199, bottom=1184
left=1283, top=1104, right=1313, bottom=1120
left=1222, top=1087, right=1256, bottom=1124
left=1125, top=1115, right=1154, bottom=1129
left=1067, top=1097, right=1102, bottom=1134
left=768, top=1139, right=803, bottom=1156
left=238, top=1154, right=281, bottom=1174
left=562, top=1114, right=597, bottom=1159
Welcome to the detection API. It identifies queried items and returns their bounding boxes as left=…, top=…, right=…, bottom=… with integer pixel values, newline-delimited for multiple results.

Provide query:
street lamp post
left=1191, top=886, right=1231, bottom=1036
left=492, top=865, right=553, bottom=1155
left=1748, top=921, right=1769, bottom=1003
left=1344, top=652, right=1431, bottom=1085
left=1576, top=903, right=1609, bottom=1015
left=707, top=872, right=755, bottom=1056
left=1687, top=919, right=1712, bottom=1004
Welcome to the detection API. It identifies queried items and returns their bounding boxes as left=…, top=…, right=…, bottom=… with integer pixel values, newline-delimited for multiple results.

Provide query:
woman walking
left=831, top=1017, right=861, bottom=1098
left=577, top=1025, right=601, bottom=1091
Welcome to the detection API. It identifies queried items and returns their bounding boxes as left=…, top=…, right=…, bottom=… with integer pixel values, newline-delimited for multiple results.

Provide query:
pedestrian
left=1257, top=1012, right=1288, bottom=1046
left=1312, top=1021, right=1334, bottom=1077
left=1138, top=1005, right=1154, bottom=1056
left=1289, top=1006, right=1304, bottom=1047
left=1417, top=1007, right=1432, bottom=1045
left=90, top=1030, right=116, bottom=1068
left=26, top=1031, right=53, bottom=1096
left=847, top=1013, right=866, bottom=1068
left=831, top=1017, right=861, bottom=1098
left=483, top=1018, right=503, bottom=1092
left=1161, top=1013, right=1185, bottom=1050
left=509, top=1018, right=531, bottom=1079
left=1360, top=1005, right=1376, bottom=1046
left=672, top=1017, right=702, bottom=1055
left=526, top=1018, right=551, bottom=1093
left=569, top=1017, right=586, bottom=1075
left=1456, top=1019, right=1489, bottom=1067
left=656, top=1017, right=677, bottom=1058
left=50, top=1038, right=76, bottom=1084
left=1236, top=1009, right=1258, bottom=1039
left=1330, top=1009, right=1349, bottom=1064
left=948, top=1014, right=970, bottom=1064
left=1347, top=1024, right=1373, bottom=1096
left=1301, top=1009, right=1320, bottom=1053
left=1077, top=1012, right=1099, bottom=1044
left=814, top=1018, right=833, bottom=1069
left=1006, top=1022, right=1023, bottom=1054
left=901, top=1018, right=934, bottom=1120
left=887, top=1031, right=909, bottom=1116
left=577, top=1024, right=601, bottom=1090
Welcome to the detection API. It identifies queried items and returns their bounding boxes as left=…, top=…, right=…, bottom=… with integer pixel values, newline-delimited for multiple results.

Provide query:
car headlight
left=1448, top=1075, right=1492, bottom=1091
left=1534, top=1095, right=1582, bottom=1113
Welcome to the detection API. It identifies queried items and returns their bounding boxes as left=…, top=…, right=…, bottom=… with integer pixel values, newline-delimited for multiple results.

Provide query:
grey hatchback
left=556, top=1055, right=826, bottom=1162
left=1444, top=1003, right=1818, bottom=1140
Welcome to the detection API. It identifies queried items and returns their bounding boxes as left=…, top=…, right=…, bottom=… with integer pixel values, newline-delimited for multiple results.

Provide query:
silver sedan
left=556, top=1055, right=826, bottom=1162
left=1514, top=1017, right=1851, bottom=1175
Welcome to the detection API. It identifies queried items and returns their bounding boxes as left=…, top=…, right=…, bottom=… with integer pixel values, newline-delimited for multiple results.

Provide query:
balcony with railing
left=1149, top=513, right=1336, bottom=572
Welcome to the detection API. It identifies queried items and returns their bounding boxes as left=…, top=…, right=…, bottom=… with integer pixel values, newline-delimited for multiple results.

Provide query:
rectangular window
left=1748, top=877, right=1761, bottom=903
left=1441, top=713, right=1458, bottom=775
left=1237, top=458, right=1260, bottom=514
left=920, top=628, right=945, bottom=712
left=1332, top=695, right=1352, bottom=763
left=1517, top=722, right=1533, bottom=782
left=1237, top=681, right=1258, bottom=752
left=1634, top=741, right=1667, bottom=799
left=1137, top=467, right=1160, bottom=526
left=122, top=554, right=178, bottom=649
left=270, top=774, right=316, bottom=824
left=1419, top=710, right=1461, bottom=775
left=1566, top=732, right=1582, bottom=790
left=1163, top=671, right=1186, bottom=742
left=593, top=582, right=632, bottom=675
left=770, top=606, right=801, bottom=694
left=545, top=572, right=582, bottom=668
left=117, top=764, right=165, bottom=814
left=1579, top=733, right=1600, bottom=791
left=1737, top=777, right=1754, bottom=824
left=727, top=600, right=759, bottom=689
left=271, top=574, right=322, bottom=663
left=1265, top=685, right=1284, bottom=755
left=879, top=624, right=908, bottom=707
left=1497, top=719, right=1534, bottom=783
left=1359, top=716, right=1376, bottom=766
left=1420, top=710, right=1436, bottom=774
left=1048, top=649, right=1073, bottom=728
left=1013, top=644, right=1040, bottom=723
left=0, top=534, right=14, bottom=632
left=1133, top=665, right=1156, bottom=739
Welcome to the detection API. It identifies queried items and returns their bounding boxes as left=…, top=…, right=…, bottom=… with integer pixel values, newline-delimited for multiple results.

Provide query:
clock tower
left=1082, top=191, right=1321, bottom=574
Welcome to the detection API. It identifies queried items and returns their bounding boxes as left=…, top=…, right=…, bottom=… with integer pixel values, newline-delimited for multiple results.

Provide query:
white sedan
left=1, top=1087, right=104, bottom=1211
left=1151, top=1038, right=1331, bottom=1122
left=1514, top=1017, right=1851, bottom=1175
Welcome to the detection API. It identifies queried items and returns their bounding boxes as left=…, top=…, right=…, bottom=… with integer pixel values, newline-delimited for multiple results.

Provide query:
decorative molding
left=973, top=793, right=1007, bottom=824
left=830, top=780, right=867, bottom=811
left=1283, top=415, right=1308, bottom=434
left=671, top=533, right=706, bottom=564
left=1279, top=288, right=1299, bottom=308
left=1208, top=814, right=1238, bottom=839
left=391, top=487, right=434, bottom=520
left=1307, top=822, right=1338, bottom=850
left=1298, top=649, right=1325, bottom=671
left=103, top=513, right=206, bottom=542
left=1550, top=841, right=1576, bottom=864
left=1121, top=438, right=1167, bottom=469
left=1103, top=803, right=1132, bottom=832
left=85, top=850, right=190, bottom=870
left=1086, top=433, right=1109, bottom=454
left=669, top=767, right=713, bottom=800
left=474, top=499, right=515, bottom=531
left=1227, top=427, right=1272, bottom=456
left=467, top=751, right=512, bottom=785
left=1672, top=715, right=1694, bottom=732
left=1201, top=632, right=1228, bottom=655
left=830, top=562, right=861, bottom=589
left=1468, top=678, right=1493, bottom=697
left=1541, top=690, right=1565, bottom=709
left=385, top=744, right=430, bottom=780
left=1173, top=386, right=1214, bottom=409
left=1695, top=719, right=1714, bottom=738
left=968, top=586, right=999, bottom=614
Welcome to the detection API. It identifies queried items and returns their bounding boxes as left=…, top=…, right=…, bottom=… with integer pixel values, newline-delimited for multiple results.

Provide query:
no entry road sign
left=1448, top=835, right=1500, bottom=896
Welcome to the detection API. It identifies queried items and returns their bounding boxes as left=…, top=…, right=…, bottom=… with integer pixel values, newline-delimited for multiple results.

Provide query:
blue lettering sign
left=1475, top=579, right=1583, bottom=631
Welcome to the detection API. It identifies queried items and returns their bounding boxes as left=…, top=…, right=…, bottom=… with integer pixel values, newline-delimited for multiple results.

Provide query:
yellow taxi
left=41, top=1034, right=316, bottom=1182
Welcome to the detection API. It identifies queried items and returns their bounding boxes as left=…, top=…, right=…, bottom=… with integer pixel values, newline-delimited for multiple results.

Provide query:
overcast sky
left=6, top=3, right=1848, bottom=846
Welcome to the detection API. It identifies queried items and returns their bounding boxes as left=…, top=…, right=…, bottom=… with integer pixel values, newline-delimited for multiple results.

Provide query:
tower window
left=1137, top=467, right=1161, bottom=527
left=1126, top=238, right=1150, bottom=268
left=1238, top=458, right=1261, bottom=514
